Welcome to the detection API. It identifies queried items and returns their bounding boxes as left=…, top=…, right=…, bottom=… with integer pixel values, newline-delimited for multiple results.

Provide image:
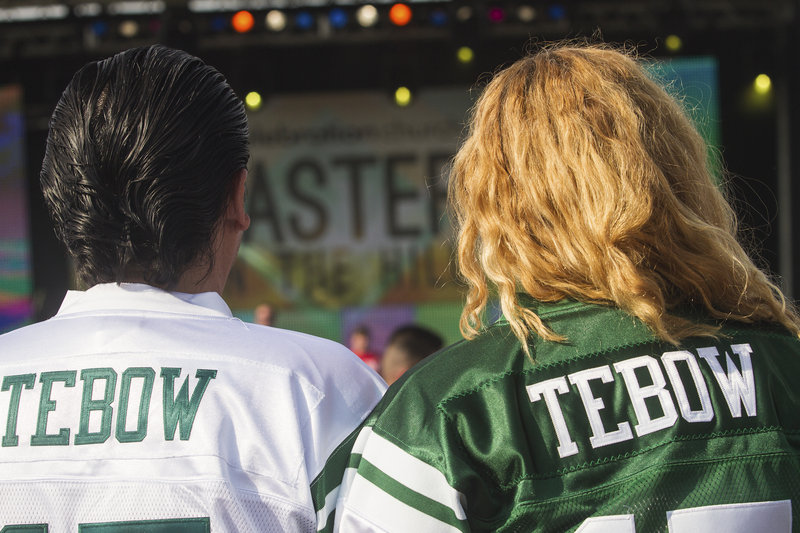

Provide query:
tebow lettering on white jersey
left=0, top=367, right=216, bottom=447
left=526, top=344, right=756, bottom=458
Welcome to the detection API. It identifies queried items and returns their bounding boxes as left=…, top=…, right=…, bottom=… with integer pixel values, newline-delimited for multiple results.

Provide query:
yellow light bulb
left=245, top=91, right=262, bottom=111
left=754, top=74, right=771, bottom=95
left=665, top=35, right=682, bottom=52
left=457, top=46, right=474, bottom=64
left=395, top=86, right=412, bottom=107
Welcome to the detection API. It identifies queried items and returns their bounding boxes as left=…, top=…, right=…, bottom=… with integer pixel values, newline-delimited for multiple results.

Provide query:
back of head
left=386, top=325, right=443, bottom=365
left=40, top=45, right=249, bottom=288
left=450, top=42, right=799, bottom=347
left=381, top=325, right=443, bottom=385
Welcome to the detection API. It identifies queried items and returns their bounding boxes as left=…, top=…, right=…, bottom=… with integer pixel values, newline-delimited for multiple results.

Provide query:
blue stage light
left=548, top=4, right=566, bottom=20
left=429, top=8, right=448, bottom=27
left=329, top=8, right=348, bottom=29
left=210, top=15, right=227, bottom=32
left=91, top=20, right=109, bottom=36
left=296, top=11, right=314, bottom=30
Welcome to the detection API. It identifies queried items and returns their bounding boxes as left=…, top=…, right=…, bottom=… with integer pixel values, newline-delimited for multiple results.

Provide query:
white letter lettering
left=568, top=366, right=633, bottom=449
left=527, top=377, right=579, bottom=458
left=697, top=344, right=757, bottom=418
left=613, top=356, right=678, bottom=437
left=661, top=351, right=714, bottom=423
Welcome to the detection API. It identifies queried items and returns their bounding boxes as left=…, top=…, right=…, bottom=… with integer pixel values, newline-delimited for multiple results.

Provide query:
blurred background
left=1, top=0, right=798, bottom=353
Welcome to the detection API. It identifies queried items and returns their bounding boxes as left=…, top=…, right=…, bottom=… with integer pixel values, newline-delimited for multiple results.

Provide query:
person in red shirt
left=348, top=325, right=380, bottom=372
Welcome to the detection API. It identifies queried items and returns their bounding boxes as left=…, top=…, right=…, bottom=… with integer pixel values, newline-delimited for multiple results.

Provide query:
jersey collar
left=55, top=283, right=233, bottom=319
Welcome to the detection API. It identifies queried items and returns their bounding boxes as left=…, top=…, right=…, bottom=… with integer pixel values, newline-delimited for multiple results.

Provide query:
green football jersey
left=312, top=299, right=800, bottom=532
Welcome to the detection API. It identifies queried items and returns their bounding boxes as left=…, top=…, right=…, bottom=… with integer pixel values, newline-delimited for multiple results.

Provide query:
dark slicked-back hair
left=40, top=45, right=249, bottom=288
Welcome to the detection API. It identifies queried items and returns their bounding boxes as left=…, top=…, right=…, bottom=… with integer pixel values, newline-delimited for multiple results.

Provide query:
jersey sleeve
left=302, top=341, right=388, bottom=482
left=311, top=390, right=471, bottom=533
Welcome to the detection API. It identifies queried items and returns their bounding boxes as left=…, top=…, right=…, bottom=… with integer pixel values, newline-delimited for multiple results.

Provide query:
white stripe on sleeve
left=360, top=432, right=467, bottom=521
left=316, top=485, right=340, bottom=531
left=317, top=427, right=377, bottom=530
left=338, top=472, right=464, bottom=533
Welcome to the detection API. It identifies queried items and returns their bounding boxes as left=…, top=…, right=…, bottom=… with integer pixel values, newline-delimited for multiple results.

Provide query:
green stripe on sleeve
left=358, top=458, right=469, bottom=532
left=312, top=429, right=362, bottom=512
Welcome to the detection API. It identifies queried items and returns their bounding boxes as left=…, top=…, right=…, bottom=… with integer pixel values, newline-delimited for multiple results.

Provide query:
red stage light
left=487, top=7, right=505, bottom=23
left=389, top=3, right=412, bottom=26
left=232, top=10, right=254, bottom=33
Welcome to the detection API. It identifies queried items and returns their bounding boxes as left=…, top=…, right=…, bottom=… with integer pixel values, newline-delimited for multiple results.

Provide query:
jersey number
left=576, top=500, right=791, bottom=532
left=1, top=518, right=209, bottom=532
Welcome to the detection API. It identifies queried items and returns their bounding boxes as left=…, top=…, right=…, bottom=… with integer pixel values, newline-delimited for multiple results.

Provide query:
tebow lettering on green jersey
left=0, top=367, right=216, bottom=447
left=527, top=343, right=756, bottom=458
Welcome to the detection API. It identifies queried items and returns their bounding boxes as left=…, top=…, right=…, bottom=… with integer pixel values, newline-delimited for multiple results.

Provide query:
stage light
left=455, top=6, right=473, bottom=22
left=457, top=46, right=474, bottom=64
left=395, top=86, right=412, bottom=107
left=548, top=4, right=566, bottom=20
left=0, top=5, right=68, bottom=21
left=265, top=10, right=286, bottom=31
left=91, top=20, right=109, bottom=36
left=665, top=34, right=682, bottom=52
left=754, top=74, right=772, bottom=95
left=245, top=91, right=262, bottom=111
left=429, top=8, right=447, bottom=27
left=119, top=19, right=139, bottom=37
left=389, top=3, right=412, bottom=27
left=210, top=15, right=227, bottom=32
left=517, top=5, right=536, bottom=23
left=232, top=10, right=254, bottom=33
left=74, top=3, right=102, bottom=17
left=487, top=6, right=505, bottom=23
left=295, top=11, right=314, bottom=30
left=744, top=73, right=774, bottom=113
left=107, top=1, right=165, bottom=15
left=329, top=8, right=348, bottom=29
left=356, top=4, right=378, bottom=28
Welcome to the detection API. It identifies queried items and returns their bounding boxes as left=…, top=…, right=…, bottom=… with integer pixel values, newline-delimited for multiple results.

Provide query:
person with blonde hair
left=311, top=42, right=800, bottom=532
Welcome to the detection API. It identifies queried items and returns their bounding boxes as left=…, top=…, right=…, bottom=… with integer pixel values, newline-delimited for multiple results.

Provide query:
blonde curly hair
left=450, top=42, right=799, bottom=349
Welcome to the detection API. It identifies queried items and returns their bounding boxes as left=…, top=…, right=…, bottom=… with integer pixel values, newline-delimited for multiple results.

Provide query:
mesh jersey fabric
left=0, top=283, right=386, bottom=532
left=312, top=298, right=800, bottom=532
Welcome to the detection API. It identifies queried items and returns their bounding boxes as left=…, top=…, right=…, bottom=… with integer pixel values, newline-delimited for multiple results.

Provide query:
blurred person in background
left=311, top=42, right=800, bottom=532
left=253, top=302, right=276, bottom=327
left=0, top=44, right=385, bottom=530
left=380, top=324, right=443, bottom=385
left=348, top=324, right=380, bottom=371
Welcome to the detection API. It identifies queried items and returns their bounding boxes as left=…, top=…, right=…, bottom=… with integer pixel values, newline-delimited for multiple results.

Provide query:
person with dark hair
left=0, top=45, right=385, bottom=530
left=380, top=325, right=443, bottom=385
left=311, top=42, right=800, bottom=531
left=41, top=46, right=248, bottom=291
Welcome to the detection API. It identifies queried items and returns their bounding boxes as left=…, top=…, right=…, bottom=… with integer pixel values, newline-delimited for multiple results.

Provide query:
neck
left=119, top=169, right=249, bottom=296
left=121, top=257, right=226, bottom=295
left=171, top=262, right=226, bottom=294
left=172, top=219, right=243, bottom=295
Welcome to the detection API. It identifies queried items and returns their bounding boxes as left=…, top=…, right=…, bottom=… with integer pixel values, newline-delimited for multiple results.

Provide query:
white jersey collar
left=55, top=282, right=233, bottom=319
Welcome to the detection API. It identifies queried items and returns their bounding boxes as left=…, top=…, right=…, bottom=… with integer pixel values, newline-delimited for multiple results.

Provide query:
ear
left=228, top=168, right=250, bottom=232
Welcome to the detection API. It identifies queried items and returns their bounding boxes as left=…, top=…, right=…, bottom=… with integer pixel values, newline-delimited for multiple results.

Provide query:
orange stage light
left=389, top=3, right=412, bottom=26
left=232, top=10, right=254, bottom=33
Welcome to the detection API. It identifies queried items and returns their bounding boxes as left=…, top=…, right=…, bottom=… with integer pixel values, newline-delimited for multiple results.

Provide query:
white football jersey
left=0, top=283, right=386, bottom=532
